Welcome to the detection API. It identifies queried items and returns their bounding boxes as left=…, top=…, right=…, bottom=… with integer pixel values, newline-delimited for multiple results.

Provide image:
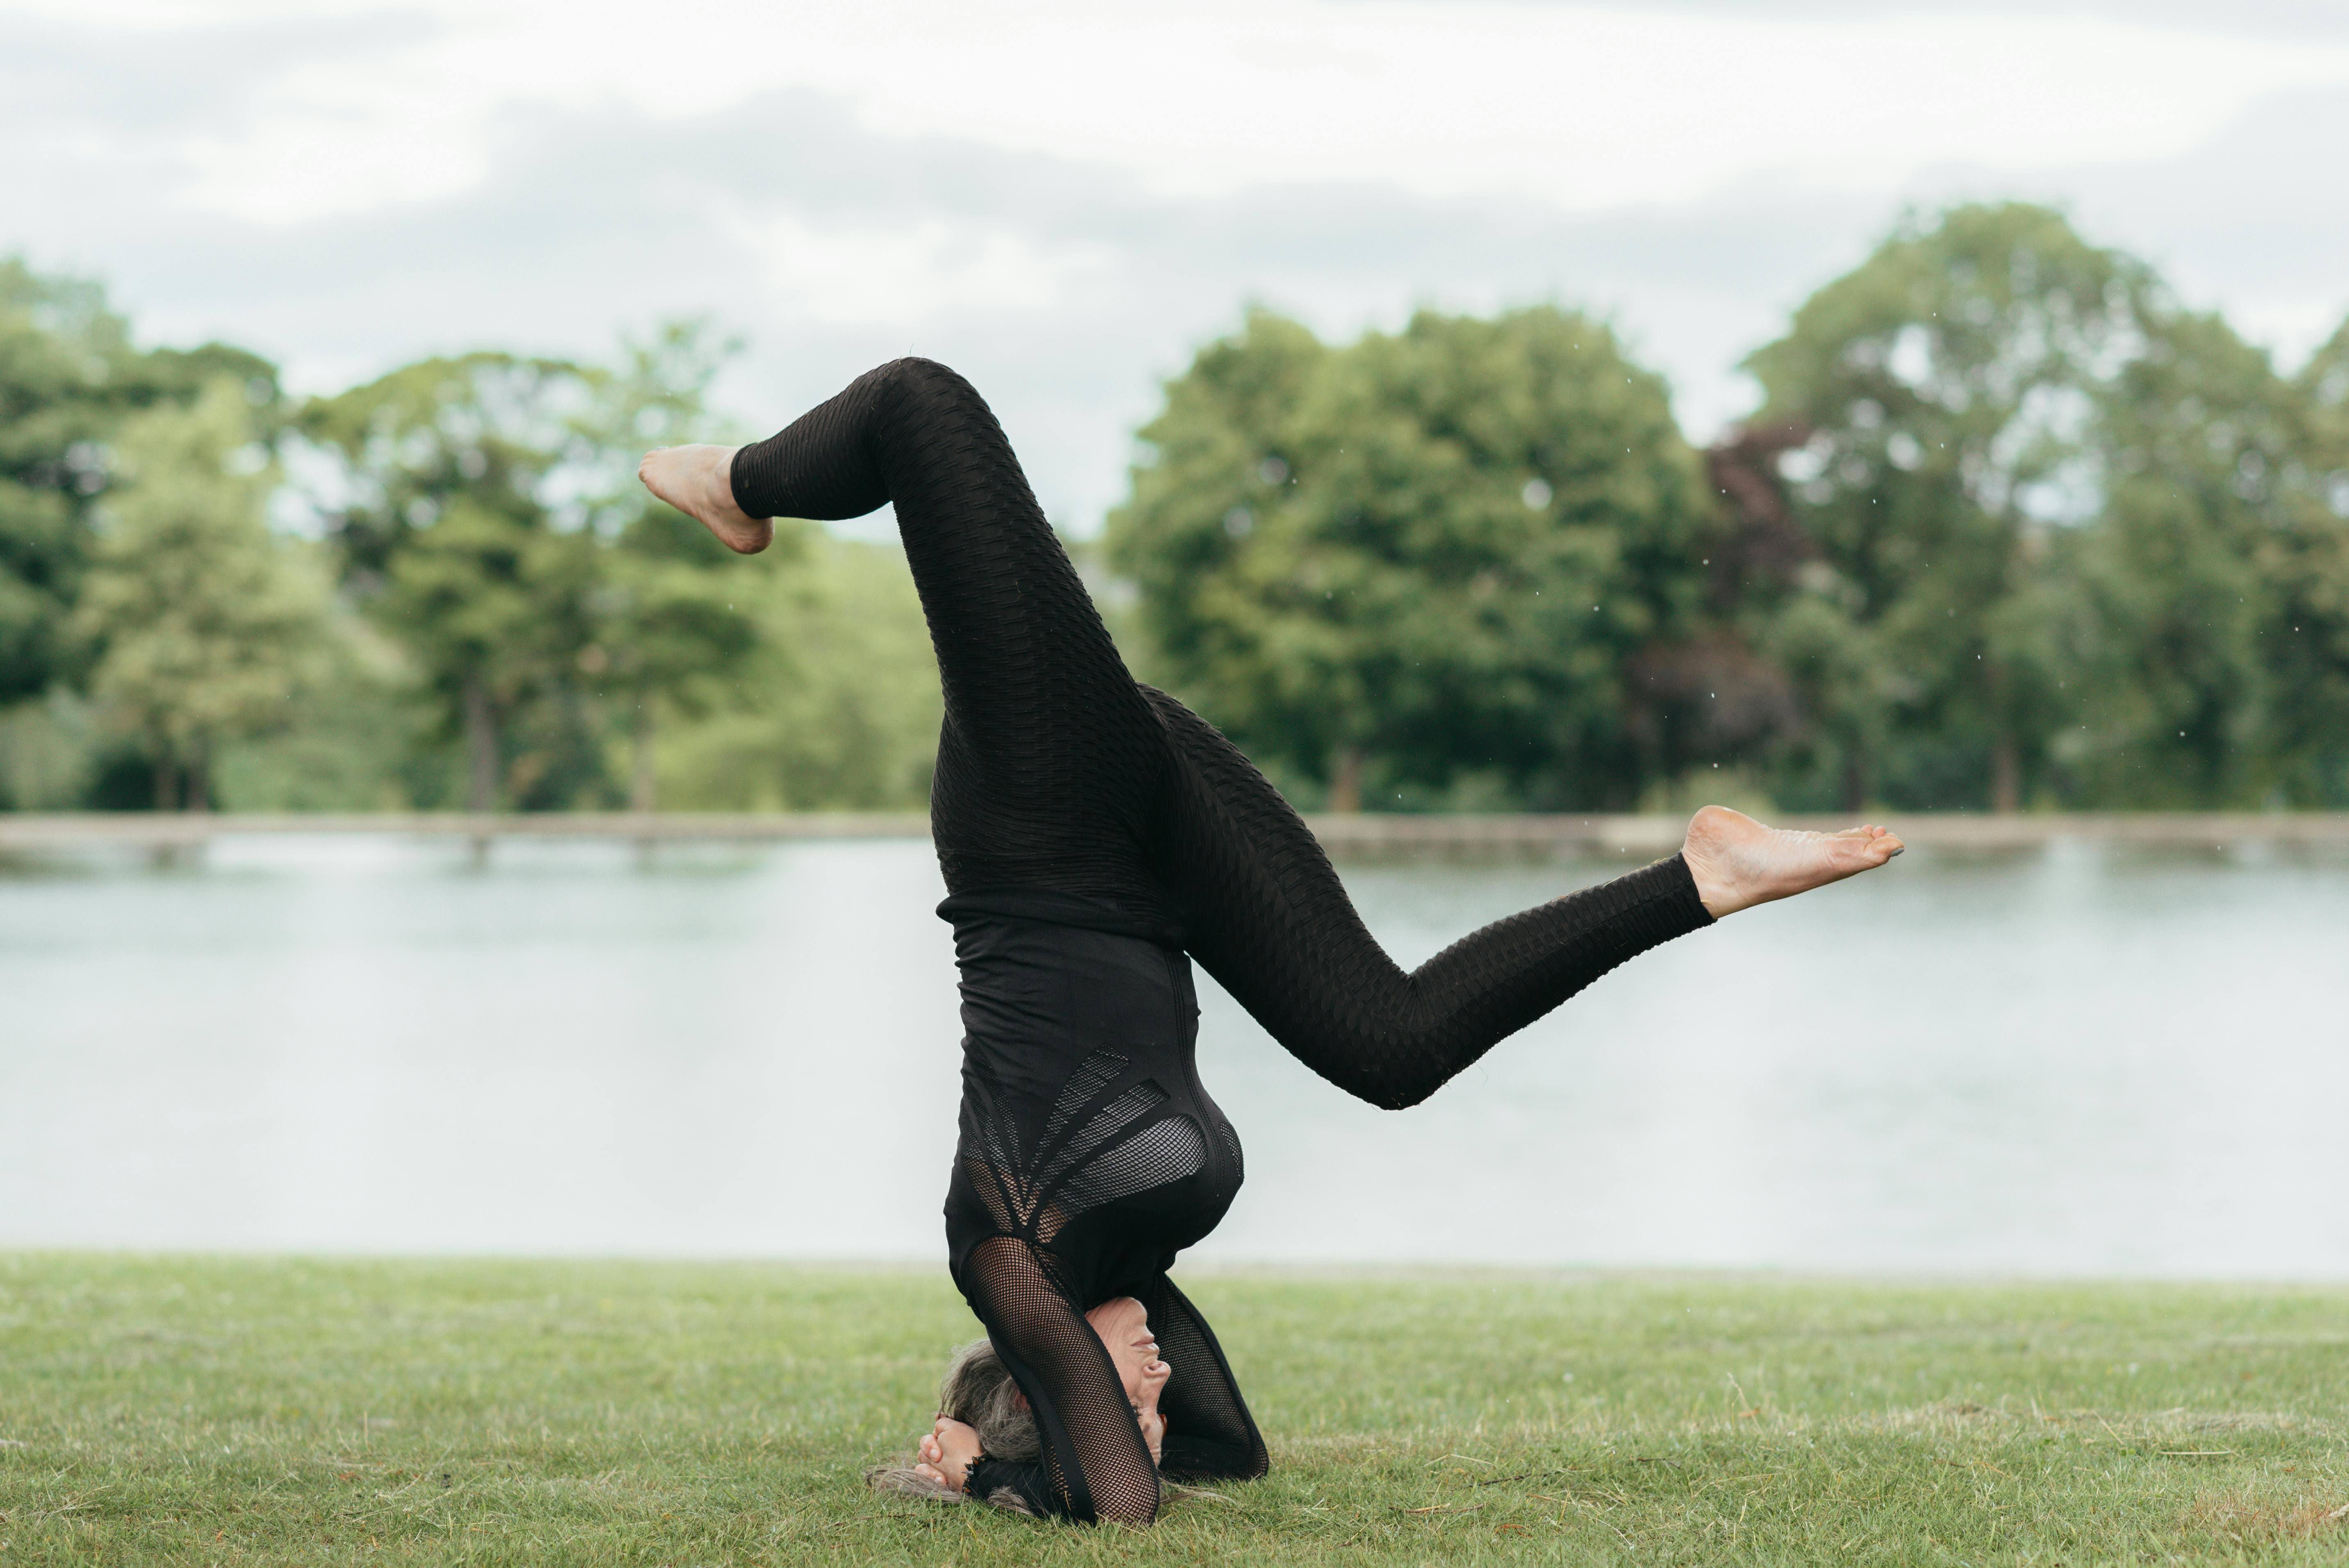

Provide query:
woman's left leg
left=642, top=358, right=1176, bottom=906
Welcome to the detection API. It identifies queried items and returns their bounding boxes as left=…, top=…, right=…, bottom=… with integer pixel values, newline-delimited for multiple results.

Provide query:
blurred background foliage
left=2, top=201, right=2347, bottom=816
left=1117, top=202, right=2349, bottom=812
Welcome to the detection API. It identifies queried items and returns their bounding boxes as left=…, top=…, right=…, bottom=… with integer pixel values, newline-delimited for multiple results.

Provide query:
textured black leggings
left=731, top=359, right=1713, bottom=1521
left=733, top=359, right=1713, bottom=1111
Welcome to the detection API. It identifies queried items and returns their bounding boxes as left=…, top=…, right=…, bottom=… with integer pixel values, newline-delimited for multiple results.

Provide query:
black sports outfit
left=730, top=359, right=1714, bottom=1523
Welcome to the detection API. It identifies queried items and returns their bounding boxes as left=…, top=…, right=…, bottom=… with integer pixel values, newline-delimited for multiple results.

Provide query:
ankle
left=705, top=445, right=744, bottom=514
left=1682, top=852, right=1736, bottom=919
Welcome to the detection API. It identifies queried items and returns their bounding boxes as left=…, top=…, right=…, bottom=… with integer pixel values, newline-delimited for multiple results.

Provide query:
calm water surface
left=3, top=834, right=2344, bottom=1275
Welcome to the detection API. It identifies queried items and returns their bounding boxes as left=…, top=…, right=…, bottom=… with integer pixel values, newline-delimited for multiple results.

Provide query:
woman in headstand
left=638, top=359, right=1901, bottom=1524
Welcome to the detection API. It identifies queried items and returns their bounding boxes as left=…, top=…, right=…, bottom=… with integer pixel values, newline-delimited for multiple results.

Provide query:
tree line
left=2, top=201, right=2346, bottom=816
left=1111, top=203, right=2349, bottom=812
left=0, top=281, right=939, bottom=814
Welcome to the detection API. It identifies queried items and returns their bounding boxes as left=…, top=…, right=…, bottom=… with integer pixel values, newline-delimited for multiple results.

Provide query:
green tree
left=72, top=382, right=330, bottom=809
left=591, top=513, right=768, bottom=811
left=303, top=329, right=788, bottom=813
left=652, top=534, right=942, bottom=812
left=1743, top=202, right=2168, bottom=810
left=576, top=323, right=777, bottom=811
left=1108, top=306, right=1706, bottom=811
left=0, top=259, right=277, bottom=745
left=302, top=353, right=608, bottom=810
left=594, top=354, right=937, bottom=814
left=2049, top=310, right=2308, bottom=805
left=2253, top=317, right=2349, bottom=802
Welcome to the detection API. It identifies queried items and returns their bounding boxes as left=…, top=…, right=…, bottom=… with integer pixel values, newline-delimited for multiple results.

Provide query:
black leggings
left=732, top=358, right=1712, bottom=1111
left=731, top=359, right=1712, bottom=1521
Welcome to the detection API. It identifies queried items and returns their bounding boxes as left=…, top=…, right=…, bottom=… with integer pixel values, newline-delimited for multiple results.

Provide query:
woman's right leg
left=715, top=358, right=1174, bottom=903
left=1140, top=687, right=1901, bottom=1111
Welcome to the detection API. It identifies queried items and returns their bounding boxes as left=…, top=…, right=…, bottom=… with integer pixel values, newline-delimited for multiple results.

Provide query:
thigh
left=735, top=358, right=1174, bottom=897
left=851, top=361, right=1173, bottom=894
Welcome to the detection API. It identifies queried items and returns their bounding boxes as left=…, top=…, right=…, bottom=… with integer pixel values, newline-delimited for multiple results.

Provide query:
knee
left=1352, top=1065, right=1439, bottom=1112
left=878, top=355, right=983, bottom=409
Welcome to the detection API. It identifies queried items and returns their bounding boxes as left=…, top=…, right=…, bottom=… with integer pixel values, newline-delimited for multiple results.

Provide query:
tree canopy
left=0, top=266, right=933, bottom=814
left=1740, top=202, right=2349, bottom=809
left=1108, top=306, right=1706, bottom=810
left=1107, top=206, right=2349, bottom=813
left=0, top=259, right=276, bottom=709
left=7, top=204, right=2349, bottom=817
left=297, top=329, right=783, bottom=811
left=74, top=382, right=330, bottom=808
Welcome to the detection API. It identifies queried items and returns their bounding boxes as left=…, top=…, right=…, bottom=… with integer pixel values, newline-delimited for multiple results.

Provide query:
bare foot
left=636, top=443, right=771, bottom=553
left=1680, top=804, right=1903, bottom=918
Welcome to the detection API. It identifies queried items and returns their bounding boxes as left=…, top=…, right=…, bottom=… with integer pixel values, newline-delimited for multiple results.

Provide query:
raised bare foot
left=1680, top=804, right=1903, bottom=918
left=636, top=443, right=771, bottom=553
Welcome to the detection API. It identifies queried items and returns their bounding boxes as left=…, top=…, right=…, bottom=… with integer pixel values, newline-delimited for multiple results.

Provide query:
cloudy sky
left=6, top=0, right=2347, bottom=534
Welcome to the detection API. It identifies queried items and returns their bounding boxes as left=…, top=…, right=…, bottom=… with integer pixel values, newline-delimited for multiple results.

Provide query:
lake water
left=3, top=833, right=2345, bottom=1277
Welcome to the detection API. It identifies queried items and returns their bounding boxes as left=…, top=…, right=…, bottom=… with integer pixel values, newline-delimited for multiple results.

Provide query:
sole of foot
left=637, top=444, right=772, bottom=554
left=1680, top=804, right=1903, bottom=919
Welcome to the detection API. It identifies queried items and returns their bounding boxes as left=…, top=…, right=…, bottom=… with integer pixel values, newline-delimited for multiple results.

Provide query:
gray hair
left=867, top=1337, right=1042, bottom=1513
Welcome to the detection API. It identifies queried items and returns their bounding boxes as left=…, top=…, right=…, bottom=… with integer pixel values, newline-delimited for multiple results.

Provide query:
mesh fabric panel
left=958, top=1048, right=1206, bottom=1252
left=962, top=1236, right=1161, bottom=1523
left=1144, top=1276, right=1269, bottom=1482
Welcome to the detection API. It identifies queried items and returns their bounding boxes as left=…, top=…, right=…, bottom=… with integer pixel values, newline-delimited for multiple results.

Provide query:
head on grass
left=867, top=1336, right=1041, bottom=1507
left=868, top=1297, right=1171, bottom=1511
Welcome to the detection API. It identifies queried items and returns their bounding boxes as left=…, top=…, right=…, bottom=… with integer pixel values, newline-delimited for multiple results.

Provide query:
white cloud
left=745, top=3, right=2349, bottom=204
left=179, top=89, right=487, bottom=224
left=124, top=0, right=2349, bottom=224
left=5, top=0, right=2345, bottom=528
left=728, top=210, right=1117, bottom=328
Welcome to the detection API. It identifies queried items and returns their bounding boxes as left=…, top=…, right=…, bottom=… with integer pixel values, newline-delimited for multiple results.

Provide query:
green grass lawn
left=2, top=1256, right=2344, bottom=1565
